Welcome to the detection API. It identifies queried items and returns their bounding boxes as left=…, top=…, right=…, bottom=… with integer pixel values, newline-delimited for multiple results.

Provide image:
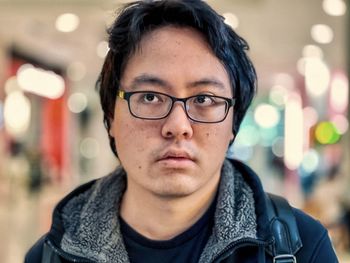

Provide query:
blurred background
left=0, top=0, right=349, bottom=262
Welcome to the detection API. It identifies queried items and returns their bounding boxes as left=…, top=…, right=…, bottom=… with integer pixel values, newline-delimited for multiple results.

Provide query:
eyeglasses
left=117, top=90, right=235, bottom=123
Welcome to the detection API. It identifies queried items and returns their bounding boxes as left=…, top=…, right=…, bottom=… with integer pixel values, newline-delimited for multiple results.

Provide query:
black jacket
left=25, top=159, right=338, bottom=262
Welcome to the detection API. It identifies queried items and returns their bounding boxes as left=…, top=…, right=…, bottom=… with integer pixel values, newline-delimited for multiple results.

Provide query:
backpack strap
left=265, top=193, right=303, bottom=263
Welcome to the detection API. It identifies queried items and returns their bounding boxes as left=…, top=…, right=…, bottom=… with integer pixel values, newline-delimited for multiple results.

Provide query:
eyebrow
left=129, top=74, right=225, bottom=91
left=130, top=74, right=172, bottom=89
left=186, top=78, right=225, bottom=90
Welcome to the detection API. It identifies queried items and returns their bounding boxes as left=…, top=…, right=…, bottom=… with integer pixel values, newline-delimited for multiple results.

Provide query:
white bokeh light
left=68, top=93, right=88, bottom=113
left=301, top=149, right=320, bottom=174
left=330, top=74, right=349, bottom=113
left=304, top=58, right=330, bottom=97
left=302, top=45, right=324, bottom=58
left=17, top=64, right=65, bottom=99
left=4, top=91, right=31, bottom=138
left=254, top=104, right=280, bottom=128
left=67, top=62, right=86, bottom=81
left=223, top=13, right=239, bottom=29
left=311, top=24, right=334, bottom=44
left=96, top=41, right=110, bottom=58
left=323, top=0, right=347, bottom=16
left=80, top=138, right=100, bottom=159
left=284, top=93, right=303, bottom=170
left=56, top=13, right=80, bottom=33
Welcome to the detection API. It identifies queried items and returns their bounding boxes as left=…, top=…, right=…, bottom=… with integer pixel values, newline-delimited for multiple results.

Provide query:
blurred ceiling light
left=331, top=114, right=348, bottom=134
left=4, top=76, right=21, bottom=95
left=330, top=74, right=349, bottom=113
left=311, top=24, right=334, bottom=44
left=269, top=85, right=289, bottom=106
left=68, top=92, right=88, bottom=113
left=55, top=13, right=80, bottom=33
left=4, top=91, right=31, bottom=138
left=301, top=149, right=320, bottom=174
left=223, top=13, right=239, bottom=29
left=284, top=93, right=303, bottom=170
left=17, top=64, right=65, bottom=99
left=304, top=58, right=330, bottom=97
left=302, top=45, right=323, bottom=58
left=80, top=137, right=100, bottom=159
left=96, top=41, right=109, bottom=58
left=322, top=0, right=347, bottom=16
left=254, top=103, right=280, bottom=128
left=67, top=61, right=86, bottom=81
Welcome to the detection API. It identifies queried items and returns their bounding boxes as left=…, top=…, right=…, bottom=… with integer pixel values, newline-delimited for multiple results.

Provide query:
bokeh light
left=269, top=85, right=289, bottom=107
left=331, top=114, right=349, bottom=134
left=4, top=91, right=31, bottom=138
left=322, top=0, right=347, bottom=16
left=254, top=104, right=280, bottom=128
left=284, top=93, right=303, bottom=170
left=235, top=124, right=260, bottom=147
left=301, top=149, right=320, bottom=173
left=80, top=137, right=100, bottom=159
left=302, top=44, right=324, bottom=58
left=311, top=24, right=334, bottom=44
left=67, top=61, right=86, bottom=82
left=223, top=12, right=239, bottom=29
left=272, top=137, right=284, bottom=158
left=55, top=13, right=80, bottom=33
left=304, top=58, right=330, bottom=97
left=315, top=121, right=341, bottom=144
left=96, top=41, right=109, bottom=58
left=330, top=74, right=349, bottom=113
left=17, top=64, right=65, bottom=99
left=68, top=93, right=88, bottom=113
left=4, top=76, right=21, bottom=95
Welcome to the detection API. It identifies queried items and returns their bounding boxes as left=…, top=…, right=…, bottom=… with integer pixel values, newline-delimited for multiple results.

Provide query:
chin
left=151, top=181, right=198, bottom=199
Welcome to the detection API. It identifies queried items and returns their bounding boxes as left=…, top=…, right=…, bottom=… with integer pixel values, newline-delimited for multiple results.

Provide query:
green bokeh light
left=315, top=121, right=340, bottom=144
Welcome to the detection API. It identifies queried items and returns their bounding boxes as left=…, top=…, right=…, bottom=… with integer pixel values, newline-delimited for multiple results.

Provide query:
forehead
left=121, top=26, right=231, bottom=93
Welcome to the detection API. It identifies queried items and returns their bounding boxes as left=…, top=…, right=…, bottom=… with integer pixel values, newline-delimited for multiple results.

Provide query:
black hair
left=96, top=0, right=257, bottom=157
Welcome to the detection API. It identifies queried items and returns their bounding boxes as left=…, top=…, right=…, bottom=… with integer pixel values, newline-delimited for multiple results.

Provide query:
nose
left=161, top=102, right=193, bottom=140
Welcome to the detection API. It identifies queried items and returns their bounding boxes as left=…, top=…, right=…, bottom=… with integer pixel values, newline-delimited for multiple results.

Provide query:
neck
left=119, top=175, right=220, bottom=240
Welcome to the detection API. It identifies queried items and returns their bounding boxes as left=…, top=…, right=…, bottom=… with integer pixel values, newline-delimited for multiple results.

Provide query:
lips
left=157, top=149, right=195, bottom=164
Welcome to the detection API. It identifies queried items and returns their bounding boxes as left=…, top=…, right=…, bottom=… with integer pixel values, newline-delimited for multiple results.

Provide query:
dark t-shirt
left=120, top=200, right=216, bottom=263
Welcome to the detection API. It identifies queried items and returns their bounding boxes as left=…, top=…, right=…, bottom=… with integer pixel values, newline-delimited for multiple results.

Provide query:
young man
left=25, top=0, right=338, bottom=262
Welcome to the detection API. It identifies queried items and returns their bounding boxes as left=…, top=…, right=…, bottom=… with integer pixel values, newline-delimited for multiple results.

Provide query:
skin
left=110, top=26, right=234, bottom=240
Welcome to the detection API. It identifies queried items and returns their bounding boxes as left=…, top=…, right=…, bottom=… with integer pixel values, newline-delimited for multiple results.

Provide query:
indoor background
left=0, top=0, right=349, bottom=262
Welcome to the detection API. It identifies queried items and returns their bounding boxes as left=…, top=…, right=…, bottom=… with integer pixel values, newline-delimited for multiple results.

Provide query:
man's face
left=110, top=26, right=234, bottom=199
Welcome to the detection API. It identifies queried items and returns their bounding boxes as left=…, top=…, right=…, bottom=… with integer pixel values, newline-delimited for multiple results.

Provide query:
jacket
left=25, top=159, right=339, bottom=262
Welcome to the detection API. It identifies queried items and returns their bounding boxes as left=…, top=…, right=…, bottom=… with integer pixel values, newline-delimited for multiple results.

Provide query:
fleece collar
left=56, top=159, right=266, bottom=262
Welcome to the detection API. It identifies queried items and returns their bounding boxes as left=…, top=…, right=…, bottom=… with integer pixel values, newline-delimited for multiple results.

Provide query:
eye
left=193, top=95, right=214, bottom=106
left=140, top=92, right=163, bottom=104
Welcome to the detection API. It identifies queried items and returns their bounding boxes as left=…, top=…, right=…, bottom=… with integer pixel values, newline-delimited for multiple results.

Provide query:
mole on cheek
left=138, top=166, right=142, bottom=170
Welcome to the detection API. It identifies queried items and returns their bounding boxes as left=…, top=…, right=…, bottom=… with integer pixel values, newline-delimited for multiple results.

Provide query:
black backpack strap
left=265, top=193, right=303, bottom=263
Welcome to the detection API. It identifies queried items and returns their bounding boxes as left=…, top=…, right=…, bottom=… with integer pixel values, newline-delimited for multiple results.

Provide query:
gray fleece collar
left=60, top=159, right=257, bottom=263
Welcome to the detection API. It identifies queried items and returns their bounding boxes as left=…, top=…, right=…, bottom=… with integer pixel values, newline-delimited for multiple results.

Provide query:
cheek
left=201, top=126, right=232, bottom=148
left=113, top=118, right=159, bottom=155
